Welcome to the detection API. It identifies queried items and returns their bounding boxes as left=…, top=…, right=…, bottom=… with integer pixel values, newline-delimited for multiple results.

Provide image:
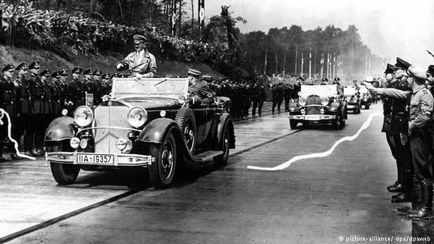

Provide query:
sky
left=204, top=0, right=434, bottom=69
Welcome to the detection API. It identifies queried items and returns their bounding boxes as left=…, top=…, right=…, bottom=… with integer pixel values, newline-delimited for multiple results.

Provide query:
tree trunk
left=118, top=0, right=124, bottom=24
left=191, top=0, right=194, bottom=34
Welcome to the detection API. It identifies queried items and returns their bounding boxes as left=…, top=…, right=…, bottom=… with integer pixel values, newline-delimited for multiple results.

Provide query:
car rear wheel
left=214, top=125, right=230, bottom=166
left=50, top=163, right=80, bottom=185
left=149, top=133, right=177, bottom=188
left=290, top=119, right=298, bottom=129
left=175, top=107, right=196, bottom=154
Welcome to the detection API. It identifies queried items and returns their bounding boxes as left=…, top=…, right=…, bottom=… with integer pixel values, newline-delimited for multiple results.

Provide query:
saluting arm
left=372, top=88, right=410, bottom=100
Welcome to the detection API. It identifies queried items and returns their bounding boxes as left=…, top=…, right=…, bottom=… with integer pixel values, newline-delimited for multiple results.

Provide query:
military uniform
left=117, top=34, right=157, bottom=78
left=15, top=63, right=32, bottom=153
left=28, top=61, right=45, bottom=155
left=372, top=65, right=434, bottom=219
left=272, top=84, right=283, bottom=114
left=251, top=82, right=266, bottom=117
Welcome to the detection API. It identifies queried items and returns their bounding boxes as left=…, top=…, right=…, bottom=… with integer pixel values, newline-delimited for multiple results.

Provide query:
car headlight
left=127, top=107, right=147, bottom=128
left=321, top=97, right=329, bottom=106
left=298, top=97, right=306, bottom=106
left=74, top=106, right=94, bottom=127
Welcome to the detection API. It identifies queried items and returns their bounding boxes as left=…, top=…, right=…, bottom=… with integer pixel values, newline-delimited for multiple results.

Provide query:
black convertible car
left=44, top=78, right=235, bottom=188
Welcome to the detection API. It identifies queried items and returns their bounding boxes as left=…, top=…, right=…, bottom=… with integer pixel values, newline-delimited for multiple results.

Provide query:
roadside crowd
left=364, top=58, right=434, bottom=221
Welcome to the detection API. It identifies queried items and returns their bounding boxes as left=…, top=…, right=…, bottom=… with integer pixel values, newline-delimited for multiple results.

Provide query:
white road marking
left=247, top=112, right=381, bottom=171
left=0, top=108, right=36, bottom=160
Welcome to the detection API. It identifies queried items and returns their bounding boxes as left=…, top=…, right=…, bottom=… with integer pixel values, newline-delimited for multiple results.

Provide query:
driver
left=117, top=34, right=157, bottom=79
left=187, top=68, right=216, bottom=105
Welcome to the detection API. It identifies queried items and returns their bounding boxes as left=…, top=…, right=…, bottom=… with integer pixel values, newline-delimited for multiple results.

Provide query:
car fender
left=138, top=118, right=194, bottom=163
left=217, top=112, right=235, bottom=149
left=138, top=118, right=181, bottom=144
left=44, top=116, right=75, bottom=142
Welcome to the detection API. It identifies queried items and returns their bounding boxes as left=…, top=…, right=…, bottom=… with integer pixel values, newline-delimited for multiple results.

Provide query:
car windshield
left=111, top=78, right=189, bottom=100
left=300, top=85, right=338, bottom=98
left=343, top=86, right=358, bottom=96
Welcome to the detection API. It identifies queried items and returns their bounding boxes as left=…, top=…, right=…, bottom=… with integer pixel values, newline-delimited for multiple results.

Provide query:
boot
left=388, top=164, right=403, bottom=192
left=408, top=182, right=433, bottom=220
left=392, top=169, right=413, bottom=203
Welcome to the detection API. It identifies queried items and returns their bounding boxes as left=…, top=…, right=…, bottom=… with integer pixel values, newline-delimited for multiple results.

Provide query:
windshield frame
left=111, top=78, right=189, bottom=100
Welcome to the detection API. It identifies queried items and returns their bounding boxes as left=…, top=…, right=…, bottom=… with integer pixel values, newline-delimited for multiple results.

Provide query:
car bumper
left=45, top=152, right=155, bottom=167
left=289, top=114, right=336, bottom=121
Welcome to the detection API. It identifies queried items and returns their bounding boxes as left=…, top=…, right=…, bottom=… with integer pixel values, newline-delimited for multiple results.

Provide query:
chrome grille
left=306, top=107, right=321, bottom=115
left=306, top=95, right=321, bottom=105
left=93, top=106, right=131, bottom=154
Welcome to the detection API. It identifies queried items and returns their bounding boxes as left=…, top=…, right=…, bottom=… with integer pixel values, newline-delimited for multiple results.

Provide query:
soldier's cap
left=29, top=61, right=40, bottom=70
left=102, top=73, right=110, bottom=79
left=15, top=62, right=28, bottom=71
left=40, top=69, right=50, bottom=76
left=93, top=69, right=102, bottom=76
left=83, top=68, right=93, bottom=75
left=2, top=64, right=15, bottom=73
left=58, top=69, right=68, bottom=76
left=72, top=67, right=82, bottom=74
left=384, top=63, right=397, bottom=74
left=395, top=57, right=411, bottom=70
left=133, top=34, right=147, bottom=43
left=51, top=71, right=59, bottom=78
left=407, top=66, right=427, bottom=81
left=427, top=65, right=434, bottom=77
left=188, top=68, right=201, bottom=77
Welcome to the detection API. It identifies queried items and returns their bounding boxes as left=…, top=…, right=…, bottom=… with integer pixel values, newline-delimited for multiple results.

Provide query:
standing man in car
left=117, top=34, right=157, bottom=79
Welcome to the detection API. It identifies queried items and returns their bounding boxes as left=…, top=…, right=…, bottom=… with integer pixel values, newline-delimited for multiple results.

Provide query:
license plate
left=77, top=154, right=114, bottom=165
left=304, top=115, right=321, bottom=120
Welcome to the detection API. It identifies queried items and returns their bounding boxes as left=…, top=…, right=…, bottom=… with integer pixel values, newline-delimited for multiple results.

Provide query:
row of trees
left=240, top=25, right=384, bottom=80
left=2, top=0, right=382, bottom=81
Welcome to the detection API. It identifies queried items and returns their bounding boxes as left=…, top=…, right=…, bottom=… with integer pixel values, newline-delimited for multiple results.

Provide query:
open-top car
left=358, top=86, right=372, bottom=109
left=44, top=78, right=235, bottom=188
left=343, top=86, right=361, bottom=114
left=288, top=84, right=347, bottom=129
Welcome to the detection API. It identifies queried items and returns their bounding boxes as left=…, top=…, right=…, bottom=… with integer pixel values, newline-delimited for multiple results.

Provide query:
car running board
left=192, top=150, right=223, bottom=163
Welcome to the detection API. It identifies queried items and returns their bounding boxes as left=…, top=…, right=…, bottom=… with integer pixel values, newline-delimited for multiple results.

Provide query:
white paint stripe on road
left=247, top=112, right=381, bottom=171
left=0, top=109, right=36, bottom=160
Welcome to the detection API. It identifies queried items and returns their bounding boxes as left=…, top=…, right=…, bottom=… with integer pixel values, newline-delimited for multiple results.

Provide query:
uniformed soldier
left=40, top=69, right=52, bottom=132
left=101, top=73, right=112, bottom=95
left=366, top=65, right=434, bottom=219
left=187, top=68, right=216, bottom=105
left=386, top=59, right=413, bottom=203
left=57, top=69, right=72, bottom=114
left=284, top=83, right=291, bottom=112
left=92, top=69, right=104, bottom=105
left=251, top=82, right=266, bottom=118
left=272, top=83, right=283, bottom=114
left=28, top=61, right=45, bottom=156
left=49, top=71, right=63, bottom=119
left=117, top=34, right=157, bottom=79
left=15, top=62, right=31, bottom=154
left=68, top=67, right=86, bottom=111
left=0, top=64, right=16, bottom=160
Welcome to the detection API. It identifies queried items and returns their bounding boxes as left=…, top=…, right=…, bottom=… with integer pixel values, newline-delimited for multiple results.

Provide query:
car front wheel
left=149, top=133, right=177, bottom=188
left=50, top=163, right=80, bottom=185
left=289, top=119, right=298, bottom=129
